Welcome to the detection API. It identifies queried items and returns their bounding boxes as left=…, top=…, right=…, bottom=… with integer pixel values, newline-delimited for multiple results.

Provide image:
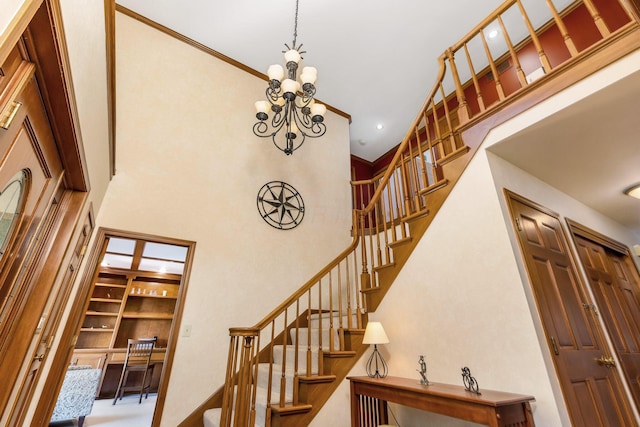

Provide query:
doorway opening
left=50, top=228, right=195, bottom=427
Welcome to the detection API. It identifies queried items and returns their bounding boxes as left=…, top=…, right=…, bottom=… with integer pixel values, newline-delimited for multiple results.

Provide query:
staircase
left=179, top=1, right=640, bottom=426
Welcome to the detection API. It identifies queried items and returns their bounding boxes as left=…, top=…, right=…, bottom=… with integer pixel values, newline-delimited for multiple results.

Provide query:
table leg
left=350, top=382, right=360, bottom=427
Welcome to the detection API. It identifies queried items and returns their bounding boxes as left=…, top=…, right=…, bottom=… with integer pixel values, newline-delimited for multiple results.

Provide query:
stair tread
left=388, top=236, right=412, bottom=248
left=271, top=403, right=313, bottom=415
left=418, top=178, right=449, bottom=195
left=373, top=262, right=396, bottom=272
left=298, top=374, right=336, bottom=383
left=323, top=350, right=357, bottom=358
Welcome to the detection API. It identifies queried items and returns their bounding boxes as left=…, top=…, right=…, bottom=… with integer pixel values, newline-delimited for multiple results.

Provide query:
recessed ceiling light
left=624, top=183, right=640, bottom=199
left=358, top=139, right=367, bottom=146
left=488, top=29, right=499, bottom=39
left=376, top=124, right=384, bottom=130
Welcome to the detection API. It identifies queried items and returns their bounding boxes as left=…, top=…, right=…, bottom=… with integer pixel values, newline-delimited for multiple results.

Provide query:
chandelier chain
left=292, top=0, right=299, bottom=48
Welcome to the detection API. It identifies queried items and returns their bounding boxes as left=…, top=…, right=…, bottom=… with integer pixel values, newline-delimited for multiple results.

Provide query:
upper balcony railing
left=220, top=1, right=639, bottom=425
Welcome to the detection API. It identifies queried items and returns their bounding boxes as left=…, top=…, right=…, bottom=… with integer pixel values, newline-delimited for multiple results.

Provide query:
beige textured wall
left=0, top=0, right=24, bottom=37
left=313, top=50, right=640, bottom=427
left=98, top=12, right=353, bottom=426
left=59, top=0, right=112, bottom=212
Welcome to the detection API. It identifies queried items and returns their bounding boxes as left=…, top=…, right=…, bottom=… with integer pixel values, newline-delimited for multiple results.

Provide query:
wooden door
left=572, top=230, right=640, bottom=409
left=0, top=50, right=65, bottom=418
left=0, top=2, right=92, bottom=423
left=506, top=192, right=637, bottom=426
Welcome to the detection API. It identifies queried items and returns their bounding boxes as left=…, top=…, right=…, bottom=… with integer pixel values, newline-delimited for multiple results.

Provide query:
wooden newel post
left=233, top=335, right=256, bottom=426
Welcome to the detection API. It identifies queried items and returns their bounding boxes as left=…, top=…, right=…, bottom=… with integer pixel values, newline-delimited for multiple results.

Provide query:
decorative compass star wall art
left=256, top=181, right=305, bottom=230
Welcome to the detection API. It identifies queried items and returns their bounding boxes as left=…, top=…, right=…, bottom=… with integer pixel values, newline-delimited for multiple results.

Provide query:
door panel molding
left=567, top=218, right=640, bottom=412
left=566, top=218, right=629, bottom=255
left=505, top=189, right=637, bottom=426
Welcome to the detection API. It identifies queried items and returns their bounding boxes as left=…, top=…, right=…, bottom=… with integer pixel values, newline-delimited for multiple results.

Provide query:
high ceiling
left=115, top=0, right=508, bottom=161
left=114, top=0, right=640, bottom=240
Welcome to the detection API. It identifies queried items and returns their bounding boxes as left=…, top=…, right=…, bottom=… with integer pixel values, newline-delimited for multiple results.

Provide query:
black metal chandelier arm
left=272, top=129, right=306, bottom=155
left=269, top=108, right=286, bottom=131
left=266, top=85, right=281, bottom=103
left=253, top=113, right=286, bottom=139
left=309, top=121, right=327, bottom=137
left=253, top=121, right=271, bottom=138
left=298, top=84, right=316, bottom=105
left=291, top=104, right=325, bottom=137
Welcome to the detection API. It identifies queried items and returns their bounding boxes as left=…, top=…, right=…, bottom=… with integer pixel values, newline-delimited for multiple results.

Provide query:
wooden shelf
left=90, top=298, right=123, bottom=303
left=122, top=312, right=173, bottom=320
left=85, top=311, right=119, bottom=317
left=127, top=294, right=177, bottom=300
left=80, top=328, right=114, bottom=332
left=95, top=282, right=127, bottom=288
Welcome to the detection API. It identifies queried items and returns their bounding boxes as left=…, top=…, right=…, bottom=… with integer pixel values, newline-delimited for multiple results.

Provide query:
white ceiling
left=114, top=0, right=640, bottom=239
left=489, top=68, right=640, bottom=240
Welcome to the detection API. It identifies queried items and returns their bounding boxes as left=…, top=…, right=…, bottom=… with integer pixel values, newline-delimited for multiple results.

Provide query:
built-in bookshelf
left=76, top=273, right=180, bottom=350
left=72, top=235, right=187, bottom=397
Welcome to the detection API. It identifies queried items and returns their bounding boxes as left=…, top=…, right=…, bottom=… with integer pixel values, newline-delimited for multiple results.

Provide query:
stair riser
left=203, top=398, right=269, bottom=427
left=257, top=364, right=294, bottom=403
left=290, top=328, right=339, bottom=350
left=307, top=314, right=359, bottom=329
left=272, top=346, right=319, bottom=375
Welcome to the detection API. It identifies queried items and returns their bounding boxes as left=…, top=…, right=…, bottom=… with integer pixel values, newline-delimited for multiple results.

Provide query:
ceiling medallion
left=252, top=0, right=327, bottom=155
left=257, top=181, right=305, bottom=230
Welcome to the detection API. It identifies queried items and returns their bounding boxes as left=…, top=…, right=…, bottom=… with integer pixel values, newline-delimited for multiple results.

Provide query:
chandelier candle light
left=253, top=0, right=327, bottom=155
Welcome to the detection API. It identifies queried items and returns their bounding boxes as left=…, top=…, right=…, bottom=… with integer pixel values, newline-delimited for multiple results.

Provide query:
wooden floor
left=49, top=393, right=156, bottom=427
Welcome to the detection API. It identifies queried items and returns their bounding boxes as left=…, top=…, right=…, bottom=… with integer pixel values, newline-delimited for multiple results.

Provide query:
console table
left=348, top=376, right=535, bottom=427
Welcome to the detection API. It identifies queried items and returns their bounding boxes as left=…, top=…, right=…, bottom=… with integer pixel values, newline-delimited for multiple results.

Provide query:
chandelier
left=253, top=0, right=326, bottom=155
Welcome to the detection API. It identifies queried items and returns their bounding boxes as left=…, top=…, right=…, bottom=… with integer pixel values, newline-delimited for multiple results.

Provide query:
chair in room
left=50, top=365, right=101, bottom=426
left=113, top=337, right=157, bottom=404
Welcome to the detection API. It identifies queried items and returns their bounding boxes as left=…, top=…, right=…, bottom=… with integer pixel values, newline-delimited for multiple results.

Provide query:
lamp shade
left=281, top=79, right=300, bottom=95
left=267, top=64, right=285, bottom=81
left=362, top=322, right=389, bottom=345
left=284, top=49, right=301, bottom=64
left=254, top=100, right=270, bottom=114
left=310, top=103, right=326, bottom=117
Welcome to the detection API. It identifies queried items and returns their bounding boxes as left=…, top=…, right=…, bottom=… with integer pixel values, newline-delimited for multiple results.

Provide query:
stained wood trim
left=154, top=234, right=196, bottom=427
left=104, top=0, right=116, bottom=177
left=13, top=192, right=90, bottom=426
left=566, top=218, right=630, bottom=255
left=114, top=4, right=352, bottom=123
left=23, top=0, right=90, bottom=191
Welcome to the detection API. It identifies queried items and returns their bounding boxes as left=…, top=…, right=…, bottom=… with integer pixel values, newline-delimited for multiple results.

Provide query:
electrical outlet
left=182, top=324, right=192, bottom=337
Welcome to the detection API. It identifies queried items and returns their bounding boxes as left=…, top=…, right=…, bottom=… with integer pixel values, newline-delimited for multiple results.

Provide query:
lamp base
left=366, top=344, right=388, bottom=378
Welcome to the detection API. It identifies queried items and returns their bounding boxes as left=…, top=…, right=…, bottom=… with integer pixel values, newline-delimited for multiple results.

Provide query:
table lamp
left=362, top=321, right=389, bottom=378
